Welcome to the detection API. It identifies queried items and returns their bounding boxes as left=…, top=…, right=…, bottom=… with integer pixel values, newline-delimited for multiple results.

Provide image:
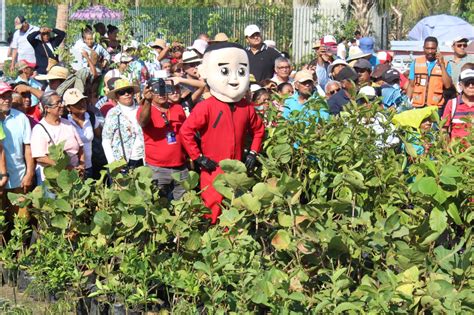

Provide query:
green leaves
left=417, top=177, right=438, bottom=196
left=271, top=230, right=291, bottom=251
left=429, top=208, right=447, bottom=233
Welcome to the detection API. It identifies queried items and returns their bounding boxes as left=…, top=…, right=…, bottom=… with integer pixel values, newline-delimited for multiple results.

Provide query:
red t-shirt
left=442, top=96, right=474, bottom=139
left=137, top=103, right=186, bottom=167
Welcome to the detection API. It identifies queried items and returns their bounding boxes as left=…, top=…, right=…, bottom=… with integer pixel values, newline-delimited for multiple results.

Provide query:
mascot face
left=199, top=46, right=250, bottom=103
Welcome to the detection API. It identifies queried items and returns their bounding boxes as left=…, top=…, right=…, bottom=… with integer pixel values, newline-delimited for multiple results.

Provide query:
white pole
left=1, top=0, right=5, bottom=42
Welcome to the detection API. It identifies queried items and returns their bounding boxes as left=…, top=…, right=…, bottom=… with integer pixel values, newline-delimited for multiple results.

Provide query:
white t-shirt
left=10, top=25, right=39, bottom=63
left=68, top=112, right=99, bottom=169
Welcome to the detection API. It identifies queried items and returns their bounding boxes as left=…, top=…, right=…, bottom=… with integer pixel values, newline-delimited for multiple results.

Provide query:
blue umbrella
left=408, top=14, right=474, bottom=42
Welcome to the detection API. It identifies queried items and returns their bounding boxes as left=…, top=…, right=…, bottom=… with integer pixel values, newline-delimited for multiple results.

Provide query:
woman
left=64, top=88, right=101, bottom=179
left=30, top=91, right=85, bottom=183
left=102, top=79, right=144, bottom=169
left=27, top=26, right=66, bottom=74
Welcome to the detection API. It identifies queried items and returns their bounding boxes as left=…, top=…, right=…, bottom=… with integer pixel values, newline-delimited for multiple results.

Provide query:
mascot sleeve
left=248, top=105, right=265, bottom=153
left=179, top=103, right=209, bottom=161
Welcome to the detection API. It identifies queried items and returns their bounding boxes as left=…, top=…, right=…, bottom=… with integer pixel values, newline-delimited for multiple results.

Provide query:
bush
left=2, top=98, right=473, bottom=313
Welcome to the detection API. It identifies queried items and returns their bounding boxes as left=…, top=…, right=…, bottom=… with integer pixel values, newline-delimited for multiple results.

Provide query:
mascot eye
left=220, top=67, right=230, bottom=76
left=238, top=67, right=246, bottom=76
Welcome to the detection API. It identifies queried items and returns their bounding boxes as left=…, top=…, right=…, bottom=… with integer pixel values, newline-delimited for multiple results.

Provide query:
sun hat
left=294, top=70, right=314, bottom=83
left=244, top=24, right=260, bottom=37
left=0, top=82, right=13, bottom=95
left=209, top=33, right=229, bottom=43
left=189, top=39, right=208, bottom=56
left=106, top=79, right=140, bottom=99
left=17, top=59, right=36, bottom=71
left=150, top=38, right=167, bottom=49
left=346, top=46, right=372, bottom=63
left=35, top=66, right=69, bottom=81
left=63, top=88, right=87, bottom=106
left=328, top=59, right=348, bottom=75
left=182, top=50, right=202, bottom=64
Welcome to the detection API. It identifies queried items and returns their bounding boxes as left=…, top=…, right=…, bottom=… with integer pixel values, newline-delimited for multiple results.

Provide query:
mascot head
left=198, top=42, right=249, bottom=103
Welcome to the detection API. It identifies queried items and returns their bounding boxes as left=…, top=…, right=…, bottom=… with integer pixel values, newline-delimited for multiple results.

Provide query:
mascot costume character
left=180, top=42, right=265, bottom=224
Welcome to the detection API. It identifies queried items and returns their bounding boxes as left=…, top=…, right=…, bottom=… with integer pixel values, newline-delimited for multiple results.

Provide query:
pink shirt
left=31, top=118, right=84, bottom=167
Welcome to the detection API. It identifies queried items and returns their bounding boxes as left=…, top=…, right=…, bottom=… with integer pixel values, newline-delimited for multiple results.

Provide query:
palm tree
left=349, top=0, right=377, bottom=36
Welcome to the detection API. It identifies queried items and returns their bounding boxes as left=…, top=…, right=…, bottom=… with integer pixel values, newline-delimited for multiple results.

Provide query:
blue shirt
left=1, top=109, right=32, bottom=189
left=283, top=92, right=330, bottom=121
left=408, top=59, right=452, bottom=80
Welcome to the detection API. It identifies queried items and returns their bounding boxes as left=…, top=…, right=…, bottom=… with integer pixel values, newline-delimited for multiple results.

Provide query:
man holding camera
left=138, top=79, right=188, bottom=200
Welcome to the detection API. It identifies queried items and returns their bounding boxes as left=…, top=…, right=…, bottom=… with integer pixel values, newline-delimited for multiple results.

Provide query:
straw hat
left=182, top=50, right=202, bottom=64
left=36, top=66, right=69, bottom=81
left=150, top=38, right=167, bottom=49
left=106, top=79, right=140, bottom=99
left=346, top=46, right=372, bottom=63
left=209, top=32, right=229, bottom=43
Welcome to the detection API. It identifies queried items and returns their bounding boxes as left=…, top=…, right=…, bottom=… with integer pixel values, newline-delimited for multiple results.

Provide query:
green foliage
left=1, top=99, right=473, bottom=312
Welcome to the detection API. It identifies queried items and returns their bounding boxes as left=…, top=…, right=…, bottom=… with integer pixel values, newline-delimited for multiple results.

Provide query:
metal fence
left=4, top=5, right=382, bottom=63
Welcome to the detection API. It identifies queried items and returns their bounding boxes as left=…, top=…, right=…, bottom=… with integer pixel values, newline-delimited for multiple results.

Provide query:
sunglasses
left=456, top=43, right=468, bottom=48
left=116, top=88, right=134, bottom=96
left=329, top=88, right=341, bottom=95
left=462, top=79, right=474, bottom=87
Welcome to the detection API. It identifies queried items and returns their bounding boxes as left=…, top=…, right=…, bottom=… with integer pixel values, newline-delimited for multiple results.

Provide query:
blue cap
left=359, top=37, right=374, bottom=54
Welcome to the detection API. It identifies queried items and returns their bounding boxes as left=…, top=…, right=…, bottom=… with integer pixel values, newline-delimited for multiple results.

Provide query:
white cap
left=245, top=24, right=260, bottom=37
left=358, top=86, right=377, bottom=98
left=124, top=40, right=139, bottom=51
left=321, top=35, right=337, bottom=46
left=459, top=69, right=474, bottom=82
left=250, top=84, right=263, bottom=93
left=452, top=36, right=469, bottom=45
left=63, top=88, right=87, bottom=106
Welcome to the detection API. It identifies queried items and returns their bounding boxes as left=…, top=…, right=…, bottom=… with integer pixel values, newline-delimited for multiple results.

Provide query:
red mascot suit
left=179, top=42, right=265, bottom=224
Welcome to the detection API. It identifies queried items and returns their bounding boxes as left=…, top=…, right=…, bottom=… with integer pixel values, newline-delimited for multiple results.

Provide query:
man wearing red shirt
left=179, top=42, right=265, bottom=224
left=138, top=79, right=188, bottom=199
left=442, top=69, right=474, bottom=141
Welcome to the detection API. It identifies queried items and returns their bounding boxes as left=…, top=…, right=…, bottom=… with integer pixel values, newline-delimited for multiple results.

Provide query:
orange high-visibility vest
left=411, top=56, right=445, bottom=108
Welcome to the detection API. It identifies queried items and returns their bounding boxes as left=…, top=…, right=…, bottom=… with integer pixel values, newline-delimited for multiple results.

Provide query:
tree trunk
left=55, top=3, right=69, bottom=31
left=350, top=0, right=376, bottom=36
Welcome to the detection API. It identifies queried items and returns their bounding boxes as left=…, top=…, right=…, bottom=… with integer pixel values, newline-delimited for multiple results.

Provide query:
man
left=271, top=57, right=293, bottom=85
left=406, top=36, right=453, bottom=110
left=245, top=24, right=282, bottom=82
left=147, top=39, right=169, bottom=77
left=0, top=81, right=33, bottom=242
left=9, top=16, right=39, bottom=71
left=283, top=70, right=329, bottom=120
left=442, top=69, right=474, bottom=141
left=137, top=80, right=188, bottom=200
left=325, top=81, right=342, bottom=99
left=353, top=58, right=374, bottom=87
left=15, top=60, right=42, bottom=107
left=181, top=50, right=206, bottom=103
left=447, top=37, right=474, bottom=89
left=330, top=67, right=358, bottom=115
left=180, top=42, right=265, bottom=224
left=358, top=37, right=378, bottom=67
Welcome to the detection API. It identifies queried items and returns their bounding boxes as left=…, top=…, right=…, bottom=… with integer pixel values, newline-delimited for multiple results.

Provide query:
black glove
left=244, top=151, right=258, bottom=172
left=196, top=155, right=218, bottom=172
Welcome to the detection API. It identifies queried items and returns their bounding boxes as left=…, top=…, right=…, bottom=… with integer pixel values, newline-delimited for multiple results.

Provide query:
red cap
left=376, top=51, right=393, bottom=64
left=0, top=82, right=13, bottom=95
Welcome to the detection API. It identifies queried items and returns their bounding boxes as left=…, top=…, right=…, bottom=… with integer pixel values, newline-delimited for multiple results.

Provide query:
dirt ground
left=0, top=284, right=65, bottom=314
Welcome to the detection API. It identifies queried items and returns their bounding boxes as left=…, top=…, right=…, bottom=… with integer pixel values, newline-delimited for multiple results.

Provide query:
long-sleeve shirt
left=179, top=96, right=265, bottom=162
left=27, top=28, right=66, bottom=74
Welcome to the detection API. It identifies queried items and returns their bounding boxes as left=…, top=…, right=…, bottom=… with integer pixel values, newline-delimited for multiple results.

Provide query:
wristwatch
left=0, top=173, right=9, bottom=178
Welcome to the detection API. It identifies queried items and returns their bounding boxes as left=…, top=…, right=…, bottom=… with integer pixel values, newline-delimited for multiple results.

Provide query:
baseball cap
left=0, top=82, right=13, bottom=95
left=376, top=51, right=393, bottom=64
left=371, top=63, right=391, bottom=80
left=244, top=24, right=260, bottom=37
left=294, top=70, right=314, bottom=83
left=334, top=66, right=358, bottom=82
left=359, top=37, right=375, bottom=54
left=182, top=50, right=202, bottom=64
left=354, top=58, right=372, bottom=70
left=459, top=69, right=474, bottom=82
left=14, top=16, right=26, bottom=30
left=250, top=84, right=264, bottom=93
left=452, top=36, right=469, bottom=45
left=63, top=88, right=87, bottom=106
left=358, top=86, right=377, bottom=98
left=382, top=68, right=401, bottom=85
left=321, top=35, right=337, bottom=46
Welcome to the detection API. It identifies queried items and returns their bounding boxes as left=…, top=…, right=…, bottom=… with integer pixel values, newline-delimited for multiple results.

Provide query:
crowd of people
left=0, top=15, right=473, bottom=237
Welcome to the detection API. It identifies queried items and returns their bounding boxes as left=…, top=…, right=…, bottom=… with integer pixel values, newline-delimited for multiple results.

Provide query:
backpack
left=88, top=111, right=108, bottom=178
